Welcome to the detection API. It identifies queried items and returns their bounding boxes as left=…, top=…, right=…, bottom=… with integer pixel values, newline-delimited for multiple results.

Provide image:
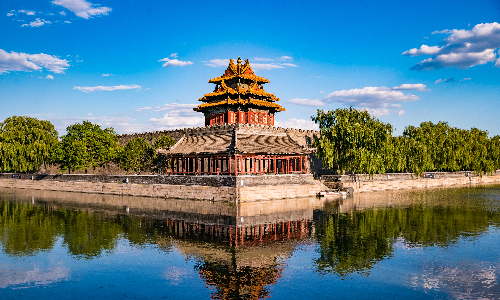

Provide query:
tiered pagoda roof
left=156, top=124, right=310, bottom=156
left=194, top=57, right=285, bottom=113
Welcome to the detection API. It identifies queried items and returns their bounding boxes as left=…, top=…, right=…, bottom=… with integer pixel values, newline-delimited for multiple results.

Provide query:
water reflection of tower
left=174, top=219, right=313, bottom=300
left=169, top=198, right=318, bottom=300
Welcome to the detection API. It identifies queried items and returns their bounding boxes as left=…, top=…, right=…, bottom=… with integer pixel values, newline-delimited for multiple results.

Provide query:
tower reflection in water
left=0, top=188, right=320, bottom=299
left=2, top=187, right=500, bottom=299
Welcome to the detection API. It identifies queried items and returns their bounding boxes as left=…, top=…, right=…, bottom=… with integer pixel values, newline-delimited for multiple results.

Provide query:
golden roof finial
left=237, top=56, right=242, bottom=65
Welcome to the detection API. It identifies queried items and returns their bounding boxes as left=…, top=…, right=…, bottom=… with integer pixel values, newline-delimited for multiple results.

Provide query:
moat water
left=1, top=184, right=500, bottom=299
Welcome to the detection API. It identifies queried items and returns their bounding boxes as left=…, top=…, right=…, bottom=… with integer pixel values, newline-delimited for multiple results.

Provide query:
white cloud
left=149, top=110, right=204, bottom=129
left=411, top=49, right=496, bottom=70
left=153, top=103, right=197, bottom=112
left=159, top=57, right=193, bottom=67
left=279, top=63, right=298, bottom=67
left=361, top=108, right=406, bottom=117
left=323, top=84, right=426, bottom=116
left=275, top=118, right=319, bottom=131
left=402, top=45, right=441, bottom=56
left=0, top=49, right=70, bottom=74
left=435, top=77, right=456, bottom=84
left=403, top=22, right=500, bottom=70
left=7, top=13, right=14, bottom=17
left=52, top=0, right=112, bottom=19
left=135, top=107, right=152, bottom=111
left=204, top=59, right=230, bottom=67
left=17, top=10, right=36, bottom=15
left=252, top=56, right=293, bottom=62
left=392, top=83, right=428, bottom=91
left=27, top=18, right=51, bottom=27
left=251, top=63, right=285, bottom=70
left=287, top=98, right=325, bottom=106
left=323, top=85, right=425, bottom=108
left=73, top=84, right=142, bottom=92
left=46, top=75, right=54, bottom=79
left=460, top=77, right=471, bottom=81
left=59, top=11, right=66, bottom=16
left=102, top=73, right=111, bottom=76
left=170, top=53, right=178, bottom=58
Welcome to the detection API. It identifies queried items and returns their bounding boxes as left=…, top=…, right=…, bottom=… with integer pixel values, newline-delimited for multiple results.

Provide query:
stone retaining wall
left=0, top=173, right=236, bottom=187
left=0, top=174, right=326, bottom=203
left=0, top=179, right=236, bottom=201
left=321, top=170, right=493, bottom=183
left=0, top=173, right=315, bottom=187
left=343, top=174, right=500, bottom=193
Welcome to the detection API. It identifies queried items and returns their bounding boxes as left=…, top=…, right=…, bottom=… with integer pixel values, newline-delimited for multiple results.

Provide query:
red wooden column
left=209, top=156, right=212, bottom=175
left=274, top=156, right=277, bottom=174
left=195, top=155, right=198, bottom=175
left=260, top=156, right=263, bottom=175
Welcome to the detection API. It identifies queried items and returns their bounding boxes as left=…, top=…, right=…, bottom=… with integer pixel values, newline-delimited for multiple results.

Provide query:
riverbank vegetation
left=312, top=108, right=500, bottom=175
left=0, top=117, right=175, bottom=174
left=1, top=112, right=499, bottom=175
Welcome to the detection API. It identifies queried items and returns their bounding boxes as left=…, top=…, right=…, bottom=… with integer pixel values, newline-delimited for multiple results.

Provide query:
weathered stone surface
left=342, top=173, right=500, bottom=193
left=0, top=173, right=325, bottom=203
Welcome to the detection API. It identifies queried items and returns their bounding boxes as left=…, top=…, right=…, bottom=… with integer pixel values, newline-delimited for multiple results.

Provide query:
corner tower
left=194, top=57, right=285, bottom=126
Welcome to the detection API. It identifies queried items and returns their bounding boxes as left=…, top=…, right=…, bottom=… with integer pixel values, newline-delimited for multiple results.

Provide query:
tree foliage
left=153, top=134, right=176, bottom=150
left=117, top=135, right=176, bottom=174
left=0, top=116, right=59, bottom=173
left=312, top=108, right=500, bottom=175
left=118, top=137, right=151, bottom=174
left=312, top=108, right=393, bottom=175
left=58, top=121, right=119, bottom=173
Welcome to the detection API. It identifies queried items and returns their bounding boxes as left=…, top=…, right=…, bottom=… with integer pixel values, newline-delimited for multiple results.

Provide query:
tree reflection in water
left=314, top=187, right=500, bottom=277
left=1, top=186, right=500, bottom=298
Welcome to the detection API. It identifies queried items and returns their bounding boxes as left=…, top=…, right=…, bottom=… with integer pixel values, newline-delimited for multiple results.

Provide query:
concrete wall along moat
left=0, top=173, right=325, bottom=203
left=321, top=170, right=500, bottom=193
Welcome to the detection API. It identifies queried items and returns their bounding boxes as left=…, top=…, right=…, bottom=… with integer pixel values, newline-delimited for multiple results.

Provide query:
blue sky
left=1, top=0, right=500, bottom=136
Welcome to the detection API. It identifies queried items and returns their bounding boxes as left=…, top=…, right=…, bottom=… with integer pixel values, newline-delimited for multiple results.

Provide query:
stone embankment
left=322, top=170, right=500, bottom=193
left=1, top=171, right=500, bottom=202
left=0, top=173, right=325, bottom=203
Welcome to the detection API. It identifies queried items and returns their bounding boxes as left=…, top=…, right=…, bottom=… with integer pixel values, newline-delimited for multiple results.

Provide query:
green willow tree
left=312, top=109, right=500, bottom=175
left=118, top=137, right=151, bottom=174
left=0, top=116, right=59, bottom=173
left=311, top=108, right=393, bottom=175
left=117, top=135, right=176, bottom=174
left=58, top=121, right=120, bottom=173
